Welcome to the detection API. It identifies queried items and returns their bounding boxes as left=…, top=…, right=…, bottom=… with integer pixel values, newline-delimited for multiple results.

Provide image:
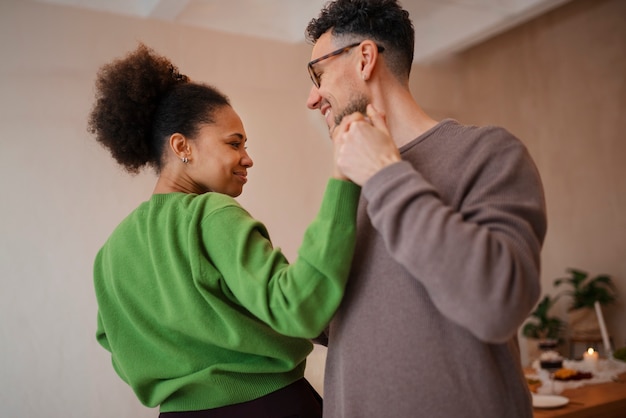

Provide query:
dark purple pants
left=159, top=378, right=322, bottom=418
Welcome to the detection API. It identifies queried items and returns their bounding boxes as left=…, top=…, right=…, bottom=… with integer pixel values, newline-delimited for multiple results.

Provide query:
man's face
left=333, top=96, right=369, bottom=127
left=306, top=32, right=369, bottom=134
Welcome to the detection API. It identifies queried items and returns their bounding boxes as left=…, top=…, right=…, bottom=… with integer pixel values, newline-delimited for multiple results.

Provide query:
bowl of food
left=539, top=350, right=563, bottom=372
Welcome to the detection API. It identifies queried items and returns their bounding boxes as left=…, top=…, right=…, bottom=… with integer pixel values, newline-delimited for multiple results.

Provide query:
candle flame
left=587, top=347, right=595, bottom=355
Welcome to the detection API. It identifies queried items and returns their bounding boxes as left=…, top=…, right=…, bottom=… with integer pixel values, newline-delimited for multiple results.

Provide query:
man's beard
left=334, top=95, right=369, bottom=126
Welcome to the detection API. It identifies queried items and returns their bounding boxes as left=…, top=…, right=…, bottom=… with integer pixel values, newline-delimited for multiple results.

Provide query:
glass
left=307, top=42, right=385, bottom=88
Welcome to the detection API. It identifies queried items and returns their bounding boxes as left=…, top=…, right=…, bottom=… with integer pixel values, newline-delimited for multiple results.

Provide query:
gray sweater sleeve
left=361, top=125, right=547, bottom=343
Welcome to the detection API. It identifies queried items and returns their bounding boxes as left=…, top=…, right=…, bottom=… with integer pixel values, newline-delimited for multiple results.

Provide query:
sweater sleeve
left=201, top=178, right=360, bottom=338
left=362, top=129, right=547, bottom=343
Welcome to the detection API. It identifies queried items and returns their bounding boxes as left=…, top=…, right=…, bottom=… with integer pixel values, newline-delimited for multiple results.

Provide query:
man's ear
left=170, top=133, right=191, bottom=161
left=358, top=40, right=381, bottom=81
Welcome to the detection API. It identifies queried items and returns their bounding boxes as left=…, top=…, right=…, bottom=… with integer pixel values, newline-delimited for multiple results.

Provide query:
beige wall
left=1, top=0, right=624, bottom=416
left=0, top=1, right=331, bottom=416
left=411, top=0, right=626, bottom=365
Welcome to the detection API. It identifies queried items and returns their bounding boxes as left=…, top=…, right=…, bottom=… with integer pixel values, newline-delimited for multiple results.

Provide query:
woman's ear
left=170, top=133, right=191, bottom=162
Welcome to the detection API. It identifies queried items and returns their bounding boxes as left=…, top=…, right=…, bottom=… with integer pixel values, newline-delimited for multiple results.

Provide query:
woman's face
left=189, top=106, right=253, bottom=197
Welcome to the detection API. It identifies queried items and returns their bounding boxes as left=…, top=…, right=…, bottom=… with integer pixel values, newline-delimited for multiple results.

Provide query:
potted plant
left=522, top=295, right=565, bottom=342
left=522, top=295, right=565, bottom=363
left=553, top=268, right=617, bottom=340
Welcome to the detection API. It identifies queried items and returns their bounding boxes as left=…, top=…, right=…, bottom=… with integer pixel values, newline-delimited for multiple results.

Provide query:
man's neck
left=372, top=85, right=438, bottom=148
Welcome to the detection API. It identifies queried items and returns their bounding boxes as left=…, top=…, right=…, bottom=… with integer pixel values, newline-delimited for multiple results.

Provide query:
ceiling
left=33, top=0, right=571, bottom=63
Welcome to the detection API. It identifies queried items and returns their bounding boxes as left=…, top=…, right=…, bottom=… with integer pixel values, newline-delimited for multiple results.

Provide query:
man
left=304, top=0, right=547, bottom=417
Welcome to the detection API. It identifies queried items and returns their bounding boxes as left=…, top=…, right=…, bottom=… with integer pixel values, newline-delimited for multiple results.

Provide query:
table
left=533, top=372, right=626, bottom=417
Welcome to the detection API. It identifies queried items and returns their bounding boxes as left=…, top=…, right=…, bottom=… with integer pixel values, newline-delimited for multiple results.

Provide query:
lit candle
left=583, top=347, right=599, bottom=371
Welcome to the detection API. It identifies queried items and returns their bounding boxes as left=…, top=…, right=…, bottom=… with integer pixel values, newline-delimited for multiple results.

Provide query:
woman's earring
left=182, top=157, right=189, bottom=164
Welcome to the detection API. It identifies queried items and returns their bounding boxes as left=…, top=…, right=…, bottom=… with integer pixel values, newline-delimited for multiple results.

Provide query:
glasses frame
left=307, top=41, right=385, bottom=88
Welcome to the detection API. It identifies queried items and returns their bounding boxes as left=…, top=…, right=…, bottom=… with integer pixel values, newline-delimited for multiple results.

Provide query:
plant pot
left=526, top=338, right=541, bottom=366
left=568, top=307, right=601, bottom=340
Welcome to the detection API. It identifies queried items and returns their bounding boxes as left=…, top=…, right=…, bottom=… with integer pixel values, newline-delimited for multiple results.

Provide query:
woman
left=88, top=44, right=359, bottom=417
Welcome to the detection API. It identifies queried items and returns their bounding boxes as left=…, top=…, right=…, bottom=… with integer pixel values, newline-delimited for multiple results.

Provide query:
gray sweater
left=321, top=119, right=547, bottom=417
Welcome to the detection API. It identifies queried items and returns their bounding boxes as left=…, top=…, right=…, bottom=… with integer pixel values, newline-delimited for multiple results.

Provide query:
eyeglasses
left=307, top=42, right=385, bottom=88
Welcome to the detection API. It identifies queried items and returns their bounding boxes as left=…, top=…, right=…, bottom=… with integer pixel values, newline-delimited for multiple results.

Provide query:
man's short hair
left=306, top=0, right=415, bottom=79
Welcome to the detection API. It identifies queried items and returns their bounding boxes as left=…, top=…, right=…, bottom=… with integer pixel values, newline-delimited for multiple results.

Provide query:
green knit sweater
left=94, top=179, right=360, bottom=412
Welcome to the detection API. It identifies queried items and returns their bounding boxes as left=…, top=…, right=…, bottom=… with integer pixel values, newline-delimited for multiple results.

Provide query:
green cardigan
left=94, top=179, right=360, bottom=412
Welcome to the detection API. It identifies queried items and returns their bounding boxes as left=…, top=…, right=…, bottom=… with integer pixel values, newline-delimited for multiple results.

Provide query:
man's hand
left=333, top=104, right=401, bottom=186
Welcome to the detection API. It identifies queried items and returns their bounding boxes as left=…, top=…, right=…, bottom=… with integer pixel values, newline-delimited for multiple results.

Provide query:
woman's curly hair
left=305, top=0, right=414, bottom=80
left=87, top=43, right=230, bottom=174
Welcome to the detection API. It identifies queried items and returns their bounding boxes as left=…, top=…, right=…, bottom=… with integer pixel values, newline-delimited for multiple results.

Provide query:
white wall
left=0, top=1, right=332, bottom=416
